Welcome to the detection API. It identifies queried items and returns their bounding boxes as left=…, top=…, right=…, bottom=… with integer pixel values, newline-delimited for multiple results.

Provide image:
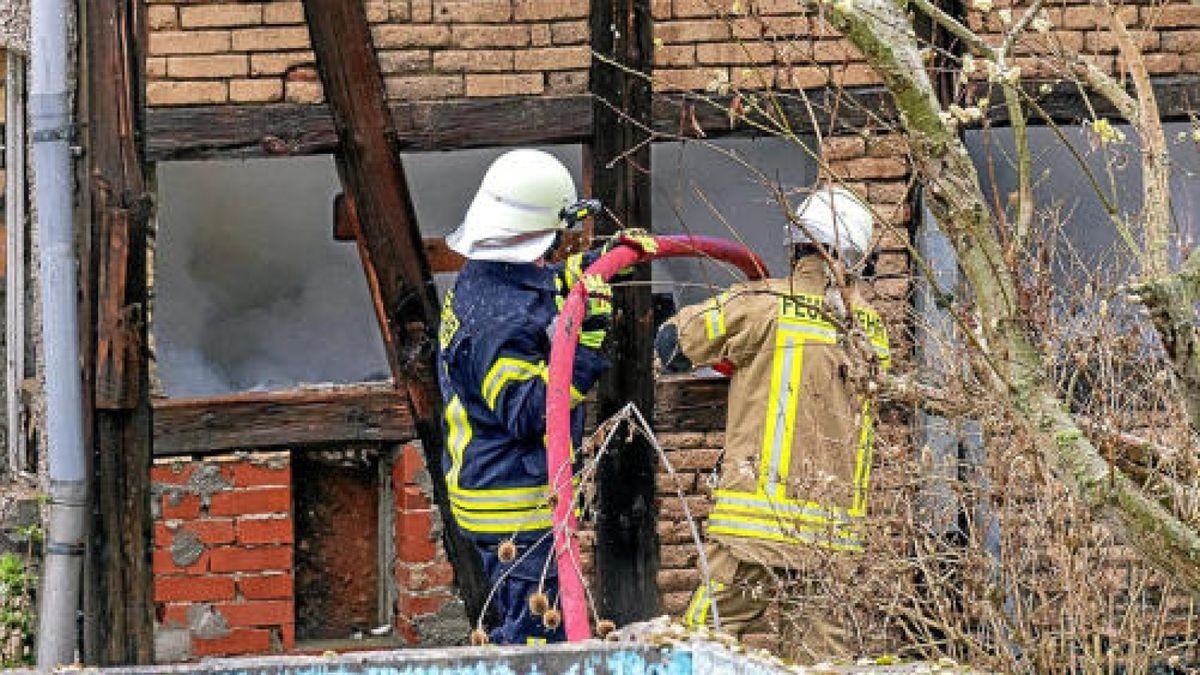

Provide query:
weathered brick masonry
left=151, top=453, right=296, bottom=659
left=140, top=0, right=1200, bottom=661
left=144, top=0, right=1200, bottom=106
left=145, top=0, right=593, bottom=105
left=150, top=444, right=460, bottom=660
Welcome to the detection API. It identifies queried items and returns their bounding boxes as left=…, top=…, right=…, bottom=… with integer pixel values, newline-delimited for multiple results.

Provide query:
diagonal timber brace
left=299, top=0, right=489, bottom=623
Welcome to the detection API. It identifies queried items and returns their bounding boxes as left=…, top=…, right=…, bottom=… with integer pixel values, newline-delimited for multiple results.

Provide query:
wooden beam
left=590, top=0, right=660, bottom=626
left=152, top=387, right=415, bottom=456
left=84, top=0, right=155, bottom=664
left=144, top=76, right=1200, bottom=161
left=299, top=0, right=489, bottom=623
left=145, top=96, right=592, bottom=161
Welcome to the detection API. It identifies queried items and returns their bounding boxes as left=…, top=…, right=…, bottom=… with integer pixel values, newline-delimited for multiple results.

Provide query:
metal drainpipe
left=31, top=0, right=88, bottom=666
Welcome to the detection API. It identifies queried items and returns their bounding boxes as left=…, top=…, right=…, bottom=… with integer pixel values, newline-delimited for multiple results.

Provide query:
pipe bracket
left=45, top=541, right=86, bottom=556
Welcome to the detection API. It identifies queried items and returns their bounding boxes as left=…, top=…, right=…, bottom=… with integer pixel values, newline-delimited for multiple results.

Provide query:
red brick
left=239, top=573, right=294, bottom=600
left=227, top=461, right=291, bottom=488
left=513, top=0, right=588, bottom=20
left=161, top=493, right=201, bottom=520
left=656, top=20, right=730, bottom=43
left=373, top=24, right=452, bottom=48
left=396, top=507, right=432, bottom=535
left=397, top=592, right=453, bottom=617
left=157, top=519, right=236, bottom=546
left=216, top=600, right=294, bottom=627
left=432, top=0, right=512, bottom=22
left=208, top=487, right=291, bottom=517
left=154, top=575, right=235, bottom=602
left=192, top=628, right=272, bottom=657
left=279, top=623, right=296, bottom=649
left=395, top=444, right=426, bottom=485
left=153, top=548, right=211, bottom=575
left=237, top=517, right=294, bottom=545
left=452, top=25, right=531, bottom=48
left=1158, top=4, right=1200, bottom=27
left=209, top=546, right=293, bottom=573
left=394, top=561, right=455, bottom=591
left=152, top=463, right=195, bottom=486
left=161, top=603, right=190, bottom=628
left=828, top=156, right=909, bottom=180
left=551, top=20, right=589, bottom=44
left=397, top=485, right=431, bottom=511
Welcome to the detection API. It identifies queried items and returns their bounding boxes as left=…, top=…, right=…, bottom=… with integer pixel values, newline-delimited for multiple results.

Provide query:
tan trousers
left=681, top=544, right=851, bottom=664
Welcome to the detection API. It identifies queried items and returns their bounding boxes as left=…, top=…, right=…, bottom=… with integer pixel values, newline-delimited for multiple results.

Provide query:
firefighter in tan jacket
left=656, top=186, right=889, bottom=662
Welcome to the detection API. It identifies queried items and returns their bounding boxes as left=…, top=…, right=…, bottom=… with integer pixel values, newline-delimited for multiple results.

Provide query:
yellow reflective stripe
left=712, top=490, right=856, bottom=525
left=703, top=308, right=726, bottom=340
left=482, top=357, right=547, bottom=410
left=708, top=513, right=864, bottom=551
left=438, top=289, right=460, bottom=349
left=563, top=254, right=586, bottom=288
left=444, top=397, right=471, bottom=497
left=482, top=357, right=585, bottom=410
left=852, top=401, right=874, bottom=516
left=702, top=293, right=730, bottom=341
left=760, top=321, right=805, bottom=497
left=450, top=486, right=548, bottom=511
left=451, top=506, right=555, bottom=533
left=527, top=637, right=547, bottom=646
left=684, top=581, right=723, bottom=628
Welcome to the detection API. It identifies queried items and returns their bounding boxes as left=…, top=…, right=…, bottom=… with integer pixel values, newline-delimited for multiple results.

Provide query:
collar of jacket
left=788, top=254, right=864, bottom=295
left=789, top=253, right=835, bottom=285
left=467, top=259, right=556, bottom=293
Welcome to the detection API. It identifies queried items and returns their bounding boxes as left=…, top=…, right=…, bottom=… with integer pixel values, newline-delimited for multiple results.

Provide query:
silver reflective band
left=780, top=322, right=838, bottom=341
left=714, top=493, right=856, bottom=524
left=449, top=489, right=549, bottom=506
left=451, top=510, right=553, bottom=528
left=708, top=516, right=862, bottom=549
left=766, top=335, right=797, bottom=494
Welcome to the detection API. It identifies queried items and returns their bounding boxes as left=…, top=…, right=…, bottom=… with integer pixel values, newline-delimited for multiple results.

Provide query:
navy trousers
left=479, top=537, right=565, bottom=645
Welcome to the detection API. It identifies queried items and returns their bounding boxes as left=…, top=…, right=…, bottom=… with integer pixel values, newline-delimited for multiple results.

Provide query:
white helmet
left=787, top=185, right=874, bottom=265
left=447, top=149, right=578, bottom=263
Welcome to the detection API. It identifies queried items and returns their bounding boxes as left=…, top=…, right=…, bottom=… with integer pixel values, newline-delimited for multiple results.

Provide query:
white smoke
left=154, top=155, right=390, bottom=397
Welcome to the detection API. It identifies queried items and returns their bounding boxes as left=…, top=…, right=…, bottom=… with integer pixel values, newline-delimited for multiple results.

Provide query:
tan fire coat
left=666, top=256, right=890, bottom=567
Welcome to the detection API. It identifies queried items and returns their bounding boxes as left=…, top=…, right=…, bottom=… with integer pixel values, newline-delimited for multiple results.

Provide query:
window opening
left=650, top=136, right=819, bottom=309
left=152, top=156, right=390, bottom=398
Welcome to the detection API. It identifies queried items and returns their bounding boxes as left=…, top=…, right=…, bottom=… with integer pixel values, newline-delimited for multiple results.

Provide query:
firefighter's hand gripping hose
left=545, top=234, right=766, bottom=641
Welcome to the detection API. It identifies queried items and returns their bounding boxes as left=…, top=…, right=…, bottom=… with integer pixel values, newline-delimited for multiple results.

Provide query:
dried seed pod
left=497, top=540, right=518, bottom=564
left=528, top=591, right=550, bottom=616
left=595, top=619, right=616, bottom=638
left=542, top=608, right=562, bottom=630
left=469, top=628, right=489, bottom=646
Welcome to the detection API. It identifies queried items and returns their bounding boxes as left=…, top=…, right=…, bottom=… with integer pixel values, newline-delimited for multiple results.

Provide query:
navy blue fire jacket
left=437, top=256, right=608, bottom=546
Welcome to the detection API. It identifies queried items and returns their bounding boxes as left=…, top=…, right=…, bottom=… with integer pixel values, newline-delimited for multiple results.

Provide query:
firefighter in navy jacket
left=437, top=149, right=619, bottom=645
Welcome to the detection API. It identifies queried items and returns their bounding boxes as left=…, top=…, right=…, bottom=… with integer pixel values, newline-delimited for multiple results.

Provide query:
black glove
left=655, top=323, right=692, bottom=373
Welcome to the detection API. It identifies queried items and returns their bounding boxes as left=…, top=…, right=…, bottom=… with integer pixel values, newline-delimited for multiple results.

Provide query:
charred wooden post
left=83, top=0, right=155, bottom=664
left=589, top=0, right=660, bottom=625
left=299, top=0, right=489, bottom=622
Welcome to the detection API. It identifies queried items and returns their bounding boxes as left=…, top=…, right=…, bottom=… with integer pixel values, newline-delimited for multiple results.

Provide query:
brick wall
left=144, top=0, right=1200, bottom=107
left=145, top=0, right=592, bottom=106
left=390, top=443, right=461, bottom=644
left=651, top=0, right=879, bottom=92
left=150, top=443, right=462, bottom=662
left=151, top=453, right=295, bottom=660
left=967, top=0, right=1200, bottom=78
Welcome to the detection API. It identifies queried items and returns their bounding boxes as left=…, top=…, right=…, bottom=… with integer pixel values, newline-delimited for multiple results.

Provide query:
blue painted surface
left=20, top=643, right=798, bottom=675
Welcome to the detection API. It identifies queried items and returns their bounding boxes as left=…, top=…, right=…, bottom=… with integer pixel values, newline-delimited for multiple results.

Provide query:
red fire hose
left=545, top=234, right=767, bottom=641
